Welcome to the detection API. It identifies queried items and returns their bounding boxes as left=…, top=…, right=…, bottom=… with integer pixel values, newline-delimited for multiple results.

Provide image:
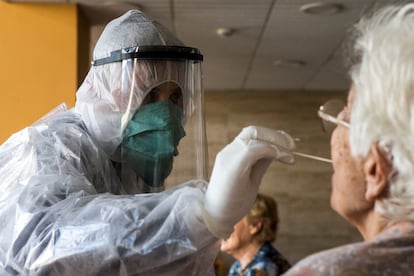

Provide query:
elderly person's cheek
left=329, top=127, right=350, bottom=210
left=330, top=127, right=344, bottom=165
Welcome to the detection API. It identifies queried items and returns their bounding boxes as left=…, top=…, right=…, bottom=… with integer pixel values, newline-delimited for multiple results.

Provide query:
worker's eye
left=169, top=90, right=183, bottom=108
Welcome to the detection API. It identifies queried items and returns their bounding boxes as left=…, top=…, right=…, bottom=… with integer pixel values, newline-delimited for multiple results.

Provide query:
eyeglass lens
left=319, top=99, right=346, bottom=135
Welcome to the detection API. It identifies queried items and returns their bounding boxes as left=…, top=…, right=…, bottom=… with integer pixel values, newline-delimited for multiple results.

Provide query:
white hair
left=349, top=3, right=414, bottom=221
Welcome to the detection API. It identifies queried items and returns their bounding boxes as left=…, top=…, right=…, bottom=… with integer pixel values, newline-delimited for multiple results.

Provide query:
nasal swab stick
left=293, top=151, right=332, bottom=163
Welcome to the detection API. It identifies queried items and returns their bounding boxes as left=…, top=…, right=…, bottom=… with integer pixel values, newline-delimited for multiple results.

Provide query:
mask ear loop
left=121, top=48, right=139, bottom=132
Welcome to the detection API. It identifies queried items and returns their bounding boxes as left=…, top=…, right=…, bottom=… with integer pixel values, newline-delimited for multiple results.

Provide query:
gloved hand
left=203, top=126, right=295, bottom=238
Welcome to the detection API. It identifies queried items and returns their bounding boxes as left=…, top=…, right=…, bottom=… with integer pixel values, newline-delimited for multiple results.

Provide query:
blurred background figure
left=220, top=194, right=291, bottom=276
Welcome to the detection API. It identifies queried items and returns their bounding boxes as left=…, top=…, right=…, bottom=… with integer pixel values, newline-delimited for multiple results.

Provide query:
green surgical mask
left=122, top=100, right=186, bottom=187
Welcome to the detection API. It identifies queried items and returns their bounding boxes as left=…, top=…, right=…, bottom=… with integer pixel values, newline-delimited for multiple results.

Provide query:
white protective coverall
left=0, top=10, right=294, bottom=275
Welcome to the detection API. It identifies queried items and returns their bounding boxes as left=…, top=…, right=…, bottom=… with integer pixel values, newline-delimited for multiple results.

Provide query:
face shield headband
left=92, top=45, right=203, bottom=67
left=91, top=45, right=208, bottom=192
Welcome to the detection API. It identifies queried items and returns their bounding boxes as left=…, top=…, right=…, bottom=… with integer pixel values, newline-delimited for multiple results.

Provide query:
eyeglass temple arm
left=318, top=110, right=350, bottom=128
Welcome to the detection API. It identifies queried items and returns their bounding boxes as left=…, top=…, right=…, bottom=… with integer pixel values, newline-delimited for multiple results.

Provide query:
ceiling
left=5, top=0, right=404, bottom=91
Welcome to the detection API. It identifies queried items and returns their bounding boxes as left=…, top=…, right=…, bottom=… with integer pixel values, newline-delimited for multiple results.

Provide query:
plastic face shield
left=92, top=46, right=207, bottom=192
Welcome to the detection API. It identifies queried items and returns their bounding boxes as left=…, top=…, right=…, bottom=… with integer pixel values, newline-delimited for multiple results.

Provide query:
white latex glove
left=203, top=126, right=295, bottom=238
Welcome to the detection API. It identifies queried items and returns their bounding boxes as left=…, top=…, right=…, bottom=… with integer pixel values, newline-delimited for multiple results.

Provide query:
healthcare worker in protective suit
left=0, top=10, right=295, bottom=275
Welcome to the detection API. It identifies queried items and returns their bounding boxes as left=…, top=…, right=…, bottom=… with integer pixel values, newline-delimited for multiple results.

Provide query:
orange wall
left=0, top=3, right=79, bottom=143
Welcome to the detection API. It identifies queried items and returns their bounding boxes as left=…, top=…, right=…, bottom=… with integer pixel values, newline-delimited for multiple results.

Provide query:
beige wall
left=205, top=90, right=362, bottom=269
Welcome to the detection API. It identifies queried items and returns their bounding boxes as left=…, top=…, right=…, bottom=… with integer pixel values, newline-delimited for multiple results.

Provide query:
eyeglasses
left=318, top=99, right=350, bottom=133
left=292, top=99, right=349, bottom=164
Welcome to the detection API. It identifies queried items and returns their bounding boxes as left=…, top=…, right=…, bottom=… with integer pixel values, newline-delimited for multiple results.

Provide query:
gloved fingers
left=237, top=126, right=295, bottom=150
left=271, top=144, right=295, bottom=164
left=243, top=139, right=295, bottom=165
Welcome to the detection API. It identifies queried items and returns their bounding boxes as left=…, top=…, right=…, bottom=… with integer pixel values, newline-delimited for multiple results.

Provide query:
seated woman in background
left=220, top=194, right=291, bottom=276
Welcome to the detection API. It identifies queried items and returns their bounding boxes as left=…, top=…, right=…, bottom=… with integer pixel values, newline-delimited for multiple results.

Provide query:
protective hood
left=74, top=10, right=208, bottom=192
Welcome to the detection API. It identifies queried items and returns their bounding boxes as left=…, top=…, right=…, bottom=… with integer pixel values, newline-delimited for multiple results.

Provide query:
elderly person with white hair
left=285, top=3, right=414, bottom=275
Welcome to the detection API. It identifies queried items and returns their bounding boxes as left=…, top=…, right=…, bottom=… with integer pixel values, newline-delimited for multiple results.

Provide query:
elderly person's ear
left=364, top=143, right=392, bottom=203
